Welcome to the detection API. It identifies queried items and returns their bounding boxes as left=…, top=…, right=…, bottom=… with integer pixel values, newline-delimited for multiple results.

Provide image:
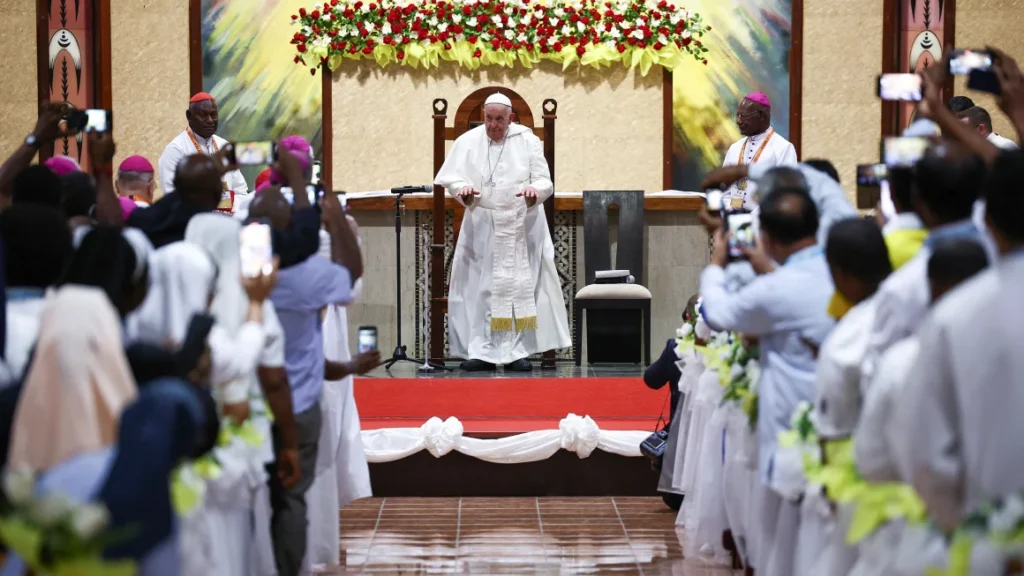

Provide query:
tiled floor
left=327, top=497, right=739, bottom=575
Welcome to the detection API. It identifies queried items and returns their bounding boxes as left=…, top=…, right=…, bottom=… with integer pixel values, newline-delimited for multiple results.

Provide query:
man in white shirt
left=434, top=92, right=571, bottom=372
left=860, top=141, right=988, bottom=394
left=897, top=150, right=1024, bottom=535
left=721, top=92, right=798, bottom=210
left=957, top=105, right=1019, bottom=150
left=158, top=92, right=248, bottom=213
left=700, top=183, right=835, bottom=576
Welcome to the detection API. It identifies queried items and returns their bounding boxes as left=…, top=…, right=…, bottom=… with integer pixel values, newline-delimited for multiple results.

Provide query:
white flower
left=669, top=14, right=682, bottom=25
left=554, top=8, right=565, bottom=17
left=301, top=26, right=313, bottom=35
left=3, top=466, right=35, bottom=506
left=360, top=3, right=370, bottom=12
left=312, top=36, right=330, bottom=48
left=561, top=25, right=571, bottom=36
left=549, top=17, right=559, bottom=26
left=658, top=34, right=669, bottom=45
left=467, top=17, right=478, bottom=27
left=634, top=17, right=645, bottom=27
left=676, top=323, right=693, bottom=339
left=508, top=17, right=518, bottom=27
left=536, top=9, right=546, bottom=19
left=610, top=27, right=621, bottom=39
left=364, top=21, right=375, bottom=32
left=729, top=362, right=744, bottom=381
left=495, top=18, right=504, bottom=28
left=504, top=29, right=514, bottom=40
left=438, top=23, right=449, bottom=32
left=517, top=32, right=528, bottom=42
left=505, top=6, right=514, bottom=15
left=452, top=13, right=462, bottom=23
left=630, top=28, right=644, bottom=40
left=681, top=28, right=691, bottom=39
left=30, top=493, right=74, bottom=527
left=69, top=503, right=110, bottom=540
left=429, top=16, right=439, bottom=26
left=382, top=22, right=392, bottom=34
left=745, top=359, right=762, bottom=385
left=313, top=3, right=323, bottom=11
left=393, top=35, right=403, bottom=44
left=990, top=494, right=1024, bottom=534
left=576, top=21, right=585, bottom=32
left=481, top=32, right=492, bottom=41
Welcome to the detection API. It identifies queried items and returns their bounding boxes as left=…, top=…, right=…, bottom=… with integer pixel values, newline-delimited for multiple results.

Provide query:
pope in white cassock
left=434, top=92, right=571, bottom=372
left=721, top=92, right=798, bottom=209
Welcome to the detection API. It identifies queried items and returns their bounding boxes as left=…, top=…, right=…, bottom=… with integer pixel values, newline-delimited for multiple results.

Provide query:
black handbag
left=639, top=393, right=671, bottom=468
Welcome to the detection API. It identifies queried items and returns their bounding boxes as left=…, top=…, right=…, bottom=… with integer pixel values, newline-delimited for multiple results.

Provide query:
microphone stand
left=385, top=189, right=450, bottom=373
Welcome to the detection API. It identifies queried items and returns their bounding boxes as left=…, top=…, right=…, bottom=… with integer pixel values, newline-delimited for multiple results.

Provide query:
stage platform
left=354, top=363, right=667, bottom=498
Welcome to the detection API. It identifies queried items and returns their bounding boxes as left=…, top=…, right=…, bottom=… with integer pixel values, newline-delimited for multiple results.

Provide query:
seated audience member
left=61, top=226, right=152, bottom=318
left=248, top=153, right=366, bottom=576
left=879, top=167, right=927, bottom=269
left=700, top=179, right=835, bottom=576
left=861, top=140, right=987, bottom=392
left=957, top=105, right=1019, bottom=150
left=0, top=205, right=74, bottom=382
left=43, top=155, right=81, bottom=177
left=898, top=150, right=1024, bottom=535
left=116, top=155, right=157, bottom=207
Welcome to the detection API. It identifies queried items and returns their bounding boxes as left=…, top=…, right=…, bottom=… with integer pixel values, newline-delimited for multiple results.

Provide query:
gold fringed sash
left=488, top=185, right=537, bottom=332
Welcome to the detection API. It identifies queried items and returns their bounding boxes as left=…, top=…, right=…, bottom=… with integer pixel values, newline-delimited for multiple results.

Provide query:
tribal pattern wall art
left=43, top=0, right=95, bottom=163
left=899, top=0, right=949, bottom=130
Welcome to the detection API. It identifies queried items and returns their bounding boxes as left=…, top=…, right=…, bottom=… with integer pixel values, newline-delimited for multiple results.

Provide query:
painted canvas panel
left=899, top=0, right=947, bottom=130
left=201, top=0, right=323, bottom=185
left=670, top=0, right=792, bottom=192
left=46, top=0, right=96, bottom=164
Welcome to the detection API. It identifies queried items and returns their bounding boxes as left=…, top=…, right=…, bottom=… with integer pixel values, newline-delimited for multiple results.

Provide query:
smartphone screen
left=233, top=141, right=275, bottom=166
left=705, top=189, right=724, bottom=212
left=84, top=109, right=111, bottom=133
left=338, top=192, right=348, bottom=212
left=877, top=73, right=922, bottom=101
left=882, top=137, right=929, bottom=167
left=357, top=326, right=378, bottom=353
left=949, top=49, right=993, bottom=75
left=726, top=212, right=755, bottom=259
left=239, top=223, right=274, bottom=278
left=856, top=163, right=888, bottom=186
left=312, top=161, right=322, bottom=185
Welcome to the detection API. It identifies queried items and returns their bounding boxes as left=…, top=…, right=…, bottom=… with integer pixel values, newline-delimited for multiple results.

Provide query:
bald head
left=173, top=155, right=222, bottom=210
left=187, top=99, right=219, bottom=139
left=248, top=186, right=293, bottom=231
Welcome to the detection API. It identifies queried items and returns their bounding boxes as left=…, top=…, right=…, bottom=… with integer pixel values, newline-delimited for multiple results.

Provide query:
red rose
left=638, top=40, right=646, bottom=48
left=311, top=10, right=320, bottom=19
left=614, top=14, right=623, bottom=22
left=344, top=9, right=354, bottom=18
left=339, top=41, right=347, bottom=50
left=369, top=3, right=377, bottom=10
left=294, top=55, right=302, bottom=63
left=653, top=41, right=663, bottom=49
left=526, top=42, right=534, bottom=50
left=397, top=50, right=405, bottom=59
left=681, top=36, right=691, bottom=45
left=581, top=16, right=590, bottom=24
left=540, top=44, right=550, bottom=53
left=329, top=29, right=338, bottom=37
left=553, top=41, right=563, bottom=51
left=576, top=45, right=585, bottom=56
left=627, top=37, right=636, bottom=45
left=569, top=13, right=579, bottom=23
left=331, top=0, right=339, bottom=5
left=402, top=36, right=410, bottom=44
left=468, top=34, right=478, bottom=43
left=616, top=44, right=626, bottom=53
left=694, top=40, right=701, bottom=46
left=297, top=44, right=307, bottom=52
left=473, top=48, right=482, bottom=57
left=349, top=46, right=358, bottom=54
left=462, top=5, right=471, bottom=14
left=479, top=14, right=490, bottom=23
left=383, top=36, right=393, bottom=44
left=366, top=38, right=375, bottom=48
left=702, top=59, right=707, bottom=65
left=444, top=42, right=452, bottom=49
left=418, top=29, right=428, bottom=40
left=360, top=28, right=368, bottom=37
left=502, top=39, right=513, bottom=50
left=353, top=1, right=362, bottom=8
left=291, top=14, right=298, bottom=20
left=299, top=7, right=306, bottom=16
left=362, top=46, right=373, bottom=54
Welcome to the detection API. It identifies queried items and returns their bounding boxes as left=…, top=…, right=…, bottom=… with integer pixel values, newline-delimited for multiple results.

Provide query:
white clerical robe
left=434, top=124, right=571, bottom=364
left=813, top=298, right=876, bottom=440
left=158, top=130, right=248, bottom=199
left=721, top=126, right=798, bottom=209
left=897, top=251, right=1024, bottom=532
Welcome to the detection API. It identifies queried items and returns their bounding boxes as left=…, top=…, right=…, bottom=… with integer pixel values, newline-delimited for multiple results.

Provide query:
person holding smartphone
left=157, top=92, right=248, bottom=213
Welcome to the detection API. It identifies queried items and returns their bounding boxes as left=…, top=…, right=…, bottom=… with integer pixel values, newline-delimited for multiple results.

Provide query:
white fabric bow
left=558, top=414, right=601, bottom=458
left=420, top=416, right=464, bottom=458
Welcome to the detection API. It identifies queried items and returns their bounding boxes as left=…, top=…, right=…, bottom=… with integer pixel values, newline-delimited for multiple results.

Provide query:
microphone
left=391, top=184, right=433, bottom=194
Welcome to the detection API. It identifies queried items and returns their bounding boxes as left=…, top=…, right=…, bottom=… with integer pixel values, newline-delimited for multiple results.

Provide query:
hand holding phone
left=357, top=326, right=378, bottom=354
left=67, top=109, right=112, bottom=133
left=705, top=189, right=725, bottom=212
left=877, top=73, right=923, bottom=101
left=882, top=136, right=929, bottom=167
left=239, top=223, right=275, bottom=279
left=726, top=211, right=756, bottom=260
left=949, top=49, right=1000, bottom=94
left=232, top=141, right=277, bottom=166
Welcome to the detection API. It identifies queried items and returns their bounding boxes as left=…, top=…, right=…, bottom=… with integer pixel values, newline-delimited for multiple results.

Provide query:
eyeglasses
left=736, top=110, right=762, bottom=120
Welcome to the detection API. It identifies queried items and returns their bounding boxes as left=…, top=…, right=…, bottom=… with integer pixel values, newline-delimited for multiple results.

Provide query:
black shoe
left=460, top=359, right=497, bottom=372
left=504, top=358, right=532, bottom=372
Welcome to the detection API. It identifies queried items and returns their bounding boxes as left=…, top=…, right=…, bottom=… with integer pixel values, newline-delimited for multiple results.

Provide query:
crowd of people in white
left=646, top=49, right=1024, bottom=576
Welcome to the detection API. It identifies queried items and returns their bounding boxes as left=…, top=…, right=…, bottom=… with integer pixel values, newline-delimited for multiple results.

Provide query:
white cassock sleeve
left=525, top=133, right=553, bottom=206
left=158, top=140, right=185, bottom=195
left=227, top=169, right=249, bottom=195
left=779, top=141, right=798, bottom=166
left=897, top=318, right=964, bottom=531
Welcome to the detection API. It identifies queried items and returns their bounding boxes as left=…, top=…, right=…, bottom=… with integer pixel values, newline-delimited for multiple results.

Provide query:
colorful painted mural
left=45, top=0, right=96, bottom=164
left=201, top=0, right=324, bottom=184
left=899, top=0, right=949, bottom=130
left=669, top=0, right=792, bottom=192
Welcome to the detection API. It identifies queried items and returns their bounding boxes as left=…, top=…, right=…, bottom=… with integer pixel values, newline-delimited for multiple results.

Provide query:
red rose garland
left=291, top=0, right=710, bottom=74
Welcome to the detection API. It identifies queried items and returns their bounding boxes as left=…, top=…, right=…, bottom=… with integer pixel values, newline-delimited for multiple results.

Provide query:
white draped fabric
left=361, top=415, right=647, bottom=463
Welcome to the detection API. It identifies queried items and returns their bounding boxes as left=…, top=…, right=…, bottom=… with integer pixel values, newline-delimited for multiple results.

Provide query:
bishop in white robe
left=721, top=92, right=798, bottom=210
left=434, top=92, right=571, bottom=371
left=158, top=92, right=247, bottom=213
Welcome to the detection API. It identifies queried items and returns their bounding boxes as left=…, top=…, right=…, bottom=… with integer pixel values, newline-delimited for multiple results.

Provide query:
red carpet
left=355, top=377, right=667, bottom=434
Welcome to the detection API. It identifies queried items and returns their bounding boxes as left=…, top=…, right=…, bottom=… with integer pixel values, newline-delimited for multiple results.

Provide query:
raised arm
left=0, top=103, right=72, bottom=206
left=89, top=132, right=124, bottom=226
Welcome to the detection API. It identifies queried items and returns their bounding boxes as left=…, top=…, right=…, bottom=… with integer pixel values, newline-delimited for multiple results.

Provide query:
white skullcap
left=484, top=92, right=512, bottom=108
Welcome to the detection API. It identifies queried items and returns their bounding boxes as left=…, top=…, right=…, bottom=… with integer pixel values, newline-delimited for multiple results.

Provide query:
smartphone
left=312, top=161, right=322, bottom=185
left=239, top=223, right=274, bottom=278
left=726, top=211, right=756, bottom=259
left=949, top=49, right=1000, bottom=94
left=357, top=326, right=378, bottom=354
left=231, top=141, right=276, bottom=166
left=877, top=73, right=922, bottom=101
left=856, top=163, right=887, bottom=186
left=882, top=136, right=929, bottom=167
left=338, top=191, right=348, bottom=212
left=705, top=189, right=725, bottom=212
left=67, top=108, right=112, bottom=133
left=281, top=185, right=322, bottom=205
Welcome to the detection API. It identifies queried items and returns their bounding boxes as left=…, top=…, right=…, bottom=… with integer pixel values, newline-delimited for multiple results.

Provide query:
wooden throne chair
left=429, top=88, right=559, bottom=369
